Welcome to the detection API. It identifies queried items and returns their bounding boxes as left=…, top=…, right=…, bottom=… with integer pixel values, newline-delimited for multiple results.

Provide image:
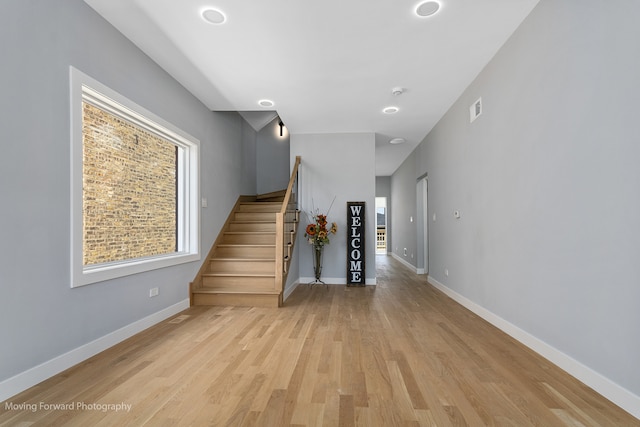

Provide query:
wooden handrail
left=279, top=156, right=301, bottom=215
left=275, top=156, right=301, bottom=305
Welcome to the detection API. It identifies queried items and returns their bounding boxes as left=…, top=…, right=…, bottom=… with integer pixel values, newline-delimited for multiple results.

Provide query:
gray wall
left=241, top=120, right=258, bottom=193
left=394, top=0, right=640, bottom=401
left=292, top=133, right=376, bottom=284
left=390, top=154, right=418, bottom=266
left=256, top=117, right=290, bottom=195
left=0, top=0, right=255, bottom=387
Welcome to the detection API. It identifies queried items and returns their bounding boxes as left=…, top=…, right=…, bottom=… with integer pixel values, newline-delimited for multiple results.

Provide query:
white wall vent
left=470, top=97, right=482, bottom=122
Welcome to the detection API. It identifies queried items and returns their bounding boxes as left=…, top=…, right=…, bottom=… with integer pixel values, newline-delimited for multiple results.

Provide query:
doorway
left=417, top=176, right=429, bottom=275
left=375, top=197, right=387, bottom=254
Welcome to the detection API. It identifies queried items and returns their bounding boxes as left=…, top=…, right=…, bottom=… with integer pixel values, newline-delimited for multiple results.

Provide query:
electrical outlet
left=149, top=287, right=159, bottom=297
left=444, top=268, right=449, bottom=277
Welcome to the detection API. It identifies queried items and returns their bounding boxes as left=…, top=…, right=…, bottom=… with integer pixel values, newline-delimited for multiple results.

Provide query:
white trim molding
left=298, top=277, right=377, bottom=286
left=390, top=252, right=419, bottom=273
left=0, top=299, right=189, bottom=402
left=283, top=281, right=301, bottom=301
left=428, top=276, right=640, bottom=420
left=69, top=66, right=200, bottom=287
left=283, top=276, right=377, bottom=303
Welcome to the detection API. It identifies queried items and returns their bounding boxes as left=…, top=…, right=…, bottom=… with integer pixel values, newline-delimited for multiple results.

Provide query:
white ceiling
left=84, top=0, right=539, bottom=176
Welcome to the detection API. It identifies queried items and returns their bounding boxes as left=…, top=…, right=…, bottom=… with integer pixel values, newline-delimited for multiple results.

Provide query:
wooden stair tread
left=224, top=231, right=276, bottom=234
left=239, top=201, right=282, bottom=205
left=194, top=287, right=280, bottom=295
left=237, top=203, right=282, bottom=212
left=256, top=189, right=287, bottom=200
left=230, top=219, right=275, bottom=224
left=203, top=272, right=276, bottom=278
left=217, top=244, right=275, bottom=247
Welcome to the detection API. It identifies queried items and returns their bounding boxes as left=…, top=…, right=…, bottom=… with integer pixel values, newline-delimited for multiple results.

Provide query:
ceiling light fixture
left=201, top=8, right=226, bottom=25
left=415, top=1, right=441, bottom=17
left=392, top=87, right=404, bottom=96
left=389, top=138, right=406, bottom=145
left=258, top=99, right=275, bottom=108
left=383, top=106, right=399, bottom=114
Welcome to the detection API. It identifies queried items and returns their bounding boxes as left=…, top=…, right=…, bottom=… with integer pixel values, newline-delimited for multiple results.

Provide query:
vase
left=311, top=244, right=325, bottom=285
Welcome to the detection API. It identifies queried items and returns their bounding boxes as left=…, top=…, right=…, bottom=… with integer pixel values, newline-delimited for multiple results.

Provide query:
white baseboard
left=298, top=276, right=344, bottom=285
left=283, top=275, right=377, bottom=302
left=390, top=252, right=418, bottom=273
left=427, top=276, right=640, bottom=420
left=0, top=299, right=190, bottom=403
left=298, top=277, right=376, bottom=286
left=283, top=281, right=300, bottom=301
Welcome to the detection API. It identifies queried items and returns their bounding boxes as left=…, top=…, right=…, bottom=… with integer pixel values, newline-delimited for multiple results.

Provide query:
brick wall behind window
left=82, top=102, right=177, bottom=266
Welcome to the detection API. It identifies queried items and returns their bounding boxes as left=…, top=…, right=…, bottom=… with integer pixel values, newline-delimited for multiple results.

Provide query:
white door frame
left=375, top=197, right=387, bottom=254
left=416, top=175, right=428, bottom=275
left=422, top=177, right=428, bottom=275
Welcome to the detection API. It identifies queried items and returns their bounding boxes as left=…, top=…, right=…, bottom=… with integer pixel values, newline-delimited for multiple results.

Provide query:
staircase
left=190, top=190, right=299, bottom=308
left=191, top=157, right=301, bottom=307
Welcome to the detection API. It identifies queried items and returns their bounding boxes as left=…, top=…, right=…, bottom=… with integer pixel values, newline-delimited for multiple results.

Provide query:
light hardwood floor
left=1, top=255, right=638, bottom=426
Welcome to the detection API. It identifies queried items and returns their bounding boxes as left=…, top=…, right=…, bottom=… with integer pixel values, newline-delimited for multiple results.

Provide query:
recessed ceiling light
left=415, top=1, right=441, bottom=17
left=389, top=138, right=406, bottom=145
left=383, top=106, right=399, bottom=114
left=202, top=8, right=226, bottom=25
left=258, top=99, right=275, bottom=108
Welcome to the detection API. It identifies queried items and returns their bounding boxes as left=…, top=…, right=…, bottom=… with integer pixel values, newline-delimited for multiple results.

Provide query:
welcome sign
left=346, top=201, right=366, bottom=286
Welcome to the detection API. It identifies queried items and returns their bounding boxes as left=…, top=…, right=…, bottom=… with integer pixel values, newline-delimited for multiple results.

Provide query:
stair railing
left=275, top=156, right=301, bottom=304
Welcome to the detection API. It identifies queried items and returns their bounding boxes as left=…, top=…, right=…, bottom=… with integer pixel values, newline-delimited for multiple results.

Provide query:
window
left=70, top=67, right=200, bottom=287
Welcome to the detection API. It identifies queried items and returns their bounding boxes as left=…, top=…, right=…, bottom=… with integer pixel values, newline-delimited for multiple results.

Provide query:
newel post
left=275, top=212, right=285, bottom=298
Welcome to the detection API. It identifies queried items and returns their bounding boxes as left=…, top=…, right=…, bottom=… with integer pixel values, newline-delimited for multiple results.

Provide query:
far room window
left=70, top=67, right=200, bottom=287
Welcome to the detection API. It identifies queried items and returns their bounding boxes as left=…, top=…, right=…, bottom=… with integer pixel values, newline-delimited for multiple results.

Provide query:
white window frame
left=70, top=67, right=200, bottom=287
